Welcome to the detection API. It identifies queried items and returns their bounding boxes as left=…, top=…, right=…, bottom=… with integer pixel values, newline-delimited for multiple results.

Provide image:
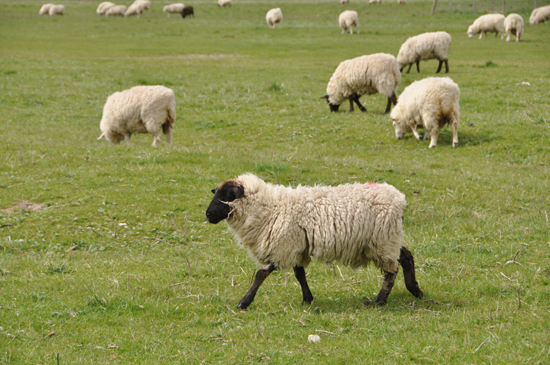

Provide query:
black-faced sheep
left=181, top=6, right=194, bottom=18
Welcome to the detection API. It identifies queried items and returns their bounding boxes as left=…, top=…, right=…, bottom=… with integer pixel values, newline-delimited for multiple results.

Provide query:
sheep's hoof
left=237, top=302, right=250, bottom=310
left=412, top=288, right=424, bottom=299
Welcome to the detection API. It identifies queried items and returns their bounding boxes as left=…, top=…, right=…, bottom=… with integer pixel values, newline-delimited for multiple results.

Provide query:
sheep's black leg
left=384, top=98, right=392, bottom=114
left=399, top=246, right=424, bottom=299
left=406, top=63, right=412, bottom=74
left=293, top=266, right=314, bottom=305
left=436, top=60, right=443, bottom=73
left=365, top=270, right=397, bottom=306
left=444, top=59, right=449, bottom=73
left=348, top=97, right=354, bottom=112
left=353, top=95, right=366, bottom=112
left=391, top=92, right=398, bottom=106
left=415, top=61, right=420, bottom=73
left=237, top=263, right=276, bottom=310
left=384, top=93, right=397, bottom=114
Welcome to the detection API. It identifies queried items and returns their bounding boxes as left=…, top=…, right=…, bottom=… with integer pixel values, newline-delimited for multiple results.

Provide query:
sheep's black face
left=206, top=180, right=244, bottom=224
left=329, top=103, right=340, bottom=112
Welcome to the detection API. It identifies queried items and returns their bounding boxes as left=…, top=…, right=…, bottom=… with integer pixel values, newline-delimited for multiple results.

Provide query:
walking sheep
left=504, top=14, right=524, bottom=42
left=529, top=5, right=550, bottom=24
left=48, top=4, right=65, bottom=16
left=39, top=3, right=54, bottom=15
left=339, top=10, right=359, bottom=34
left=206, top=174, right=424, bottom=309
left=163, top=4, right=185, bottom=17
left=97, top=86, right=176, bottom=147
left=397, top=31, right=451, bottom=74
left=467, top=14, right=505, bottom=39
left=105, top=5, right=126, bottom=16
left=322, top=53, right=401, bottom=113
left=181, top=6, right=194, bottom=18
left=391, top=77, right=460, bottom=148
left=266, top=8, right=283, bottom=28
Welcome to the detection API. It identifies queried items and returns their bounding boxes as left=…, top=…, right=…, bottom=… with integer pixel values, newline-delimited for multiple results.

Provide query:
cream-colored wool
left=125, top=2, right=145, bottom=17
left=397, top=32, right=451, bottom=71
left=218, top=0, right=232, bottom=7
left=326, top=53, right=401, bottom=107
left=266, top=8, right=283, bottom=28
left=467, top=14, right=505, bottom=39
left=391, top=77, right=460, bottom=148
left=40, top=3, right=54, bottom=15
left=98, top=86, right=176, bottom=147
left=339, top=11, right=359, bottom=34
left=96, top=2, right=115, bottom=15
left=225, top=174, right=407, bottom=274
left=135, top=0, right=150, bottom=11
left=369, top=0, right=381, bottom=4
left=504, top=14, right=524, bottom=42
left=48, top=4, right=65, bottom=16
left=529, top=5, right=550, bottom=24
left=163, top=3, right=184, bottom=16
left=105, top=5, right=126, bottom=16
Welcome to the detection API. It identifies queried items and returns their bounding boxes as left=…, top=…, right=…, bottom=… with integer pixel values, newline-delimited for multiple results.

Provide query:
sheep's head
left=206, top=180, right=245, bottom=224
left=390, top=107, right=409, bottom=140
left=320, top=95, right=340, bottom=112
left=467, top=25, right=476, bottom=38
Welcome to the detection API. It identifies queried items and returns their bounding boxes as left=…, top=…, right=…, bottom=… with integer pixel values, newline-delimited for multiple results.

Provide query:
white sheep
left=218, top=0, right=232, bottom=7
left=163, top=3, right=184, bottom=17
left=105, top=5, right=126, bottom=17
left=339, top=10, right=359, bottom=34
left=266, top=8, right=283, bottom=28
left=48, top=4, right=65, bottom=16
left=529, top=5, right=550, bottom=24
left=397, top=31, right=451, bottom=74
left=97, top=86, right=176, bottom=147
left=322, top=53, right=401, bottom=113
left=206, top=174, right=424, bottom=309
left=369, top=0, right=381, bottom=4
left=96, top=2, right=115, bottom=15
left=135, top=0, right=150, bottom=11
left=391, top=77, right=460, bottom=148
left=125, top=1, right=147, bottom=17
left=467, top=14, right=505, bottom=39
left=504, top=13, right=524, bottom=42
left=39, top=3, right=54, bottom=15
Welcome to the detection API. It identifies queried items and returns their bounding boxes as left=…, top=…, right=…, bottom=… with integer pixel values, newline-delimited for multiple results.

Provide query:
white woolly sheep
left=125, top=1, right=149, bottom=17
left=339, top=10, right=359, bottom=34
left=322, top=53, right=401, bottom=113
left=96, top=2, right=115, bottom=15
left=529, top=5, right=550, bottom=24
left=266, top=8, right=283, bottom=28
left=397, top=31, right=452, bottom=74
left=105, top=5, right=126, bottom=16
left=39, top=3, right=54, bottom=15
left=391, top=77, right=460, bottom=148
left=135, top=0, right=150, bottom=11
left=340, top=0, right=349, bottom=4
left=218, top=0, right=232, bottom=7
left=206, top=174, right=424, bottom=309
left=504, top=13, right=523, bottom=42
left=48, top=4, right=65, bottom=16
left=467, top=14, right=505, bottom=39
left=369, top=0, right=381, bottom=4
left=163, top=4, right=184, bottom=17
left=97, top=86, right=176, bottom=147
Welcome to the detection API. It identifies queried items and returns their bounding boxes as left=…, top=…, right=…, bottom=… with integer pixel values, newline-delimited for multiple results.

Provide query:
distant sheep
left=391, top=77, right=460, bottom=148
left=163, top=3, right=185, bottom=17
left=125, top=2, right=146, bottom=17
left=340, top=0, right=349, bottom=4
left=398, top=0, right=406, bottom=4
left=397, top=31, right=451, bottom=74
left=135, top=0, right=150, bottom=11
left=504, top=13, right=523, bottom=42
left=105, top=5, right=126, bottom=16
left=218, top=0, right=232, bottom=7
left=96, top=2, right=115, bottom=15
left=39, top=3, right=54, bottom=15
left=529, top=5, right=550, bottom=24
left=322, top=53, right=401, bottom=113
left=48, top=4, right=65, bottom=16
left=181, top=6, right=194, bottom=18
left=339, top=10, right=359, bottom=34
left=467, top=14, right=505, bottom=39
left=369, top=0, right=382, bottom=3
left=266, top=8, right=283, bottom=28
left=98, top=86, right=176, bottom=147
left=206, top=174, right=423, bottom=309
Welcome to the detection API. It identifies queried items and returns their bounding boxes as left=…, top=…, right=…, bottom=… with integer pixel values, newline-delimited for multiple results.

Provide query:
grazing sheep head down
left=467, top=25, right=476, bottom=38
left=206, top=180, right=244, bottom=224
left=320, top=95, right=340, bottom=112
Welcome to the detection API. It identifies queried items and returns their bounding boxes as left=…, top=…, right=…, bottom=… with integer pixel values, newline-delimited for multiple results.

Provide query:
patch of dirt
left=1, top=200, right=45, bottom=214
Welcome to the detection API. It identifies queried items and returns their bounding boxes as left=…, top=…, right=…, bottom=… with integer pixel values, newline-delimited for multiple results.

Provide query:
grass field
left=1, top=0, right=549, bottom=363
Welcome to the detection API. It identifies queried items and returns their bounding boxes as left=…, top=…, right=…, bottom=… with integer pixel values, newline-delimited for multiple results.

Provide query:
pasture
left=1, top=0, right=549, bottom=363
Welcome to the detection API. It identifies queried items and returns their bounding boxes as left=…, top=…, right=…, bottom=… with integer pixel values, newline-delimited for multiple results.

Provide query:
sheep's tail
left=399, top=246, right=423, bottom=299
left=97, top=133, right=105, bottom=140
left=163, top=103, right=176, bottom=135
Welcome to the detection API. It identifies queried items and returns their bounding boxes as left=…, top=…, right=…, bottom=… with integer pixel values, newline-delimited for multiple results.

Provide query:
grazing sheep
left=39, top=3, right=54, bottom=15
left=206, top=174, right=423, bottom=309
left=266, top=8, right=283, bottom=28
left=105, top=5, right=126, bottom=16
left=163, top=3, right=185, bottom=17
left=504, top=13, right=523, bottom=42
left=339, top=10, right=359, bottom=34
left=97, top=86, right=176, bottom=147
left=135, top=0, right=150, bottom=11
left=340, top=0, right=349, bottom=4
left=369, top=0, right=381, bottom=4
left=48, top=4, right=65, bottom=16
left=125, top=2, right=146, bottom=17
left=529, top=5, right=550, bottom=24
left=398, top=0, right=406, bottom=4
left=397, top=31, right=452, bottom=74
left=181, top=6, right=194, bottom=18
left=96, top=2, right=115, bottom=15
left=218, top=0, right=232, bottom=7
left=322, top=53, right=401, bottom=113
left=467, top=14, right=505, bottom=39
left=391, top=77, right=460, bottom=148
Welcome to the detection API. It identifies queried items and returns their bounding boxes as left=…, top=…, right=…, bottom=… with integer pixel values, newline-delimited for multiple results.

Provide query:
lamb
left=105, top=5, right=126, bottom=16
left=96, top=2, right=115, bottom=15
left=504, top=13, right=524, bottom=42
left=218, top=0, right=232, bottom=7
left=322, top=53, right=401, bottom=113
left=266, top=8, right=283, bottom=28
left=529, top=5, right=550, bottom=24
left=181, top=6, right=194, bottom=18
left=467, top=14, right=505, bottom=39
left=39, top=3, right=54, bottom=15
left=163, top=4, right=185, bottom=17
left=339, top=10, right=359, bottom=34
left=397, top=31, right=452, bottom=74
left=390, top=77, right=460, bottom=148
left=206, top=174, right=423, bottom=309
left=48, top=4, right=65, bottom=16
left=97, top=86, right=176, bottom=147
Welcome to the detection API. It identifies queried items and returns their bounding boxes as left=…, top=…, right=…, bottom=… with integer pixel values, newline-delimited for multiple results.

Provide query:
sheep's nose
left=206, top=211, right=212, bottom=219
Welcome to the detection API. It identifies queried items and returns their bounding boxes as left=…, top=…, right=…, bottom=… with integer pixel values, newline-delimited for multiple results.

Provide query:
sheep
left=125, top=2, right=146, bottom=17
left=135, top=0, right=150, bottom=11
left=467, top=14, right=505, bottom=39
left=529, top=5, right=550, bottom=24
left=163, top=3, right=185, bottom=17
left=340, top=0, right=349, bottom=4
left=339, top=10, right=359, bottom=34
left=206, top=174, right=424, bottom=309
left=266, top=8, right=283, bottom=28
left=390, top=77, right=460, bottom=148
left=218, top=0, right=232, bottom=7
left=48, top=4, right=65, bottom=16
left=97, top=86, right=176, bottom=147
left=321, top=53, right=401, bottom=114
left=504, top=13, right=524, bottom=42
left=369, top=0, right=381, bottom=4
left=96, top=2, right=115, bottom=15
left=398, top=0, right=406, bottom=4
left=181, top=6, right=194, bottom=18
left=105, top=5, right=126, bottom=17
left=397, top=31, right=452, bottom=74
left=39, top=3, right=54, bottom=15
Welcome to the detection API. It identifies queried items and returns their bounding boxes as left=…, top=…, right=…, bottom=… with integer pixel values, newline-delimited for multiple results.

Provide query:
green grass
left=1, top=0, right=549, bottom=363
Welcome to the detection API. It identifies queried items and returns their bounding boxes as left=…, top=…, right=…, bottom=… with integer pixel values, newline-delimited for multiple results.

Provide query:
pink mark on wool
left=364, top=182, right=380, bottom=188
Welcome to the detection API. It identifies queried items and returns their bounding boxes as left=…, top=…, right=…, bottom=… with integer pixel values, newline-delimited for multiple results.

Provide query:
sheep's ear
left=234, top=184, right=244, bottom=199
left=320, top=95, right=329, bottom=100
left=211, top=189, right=216, bottom=194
